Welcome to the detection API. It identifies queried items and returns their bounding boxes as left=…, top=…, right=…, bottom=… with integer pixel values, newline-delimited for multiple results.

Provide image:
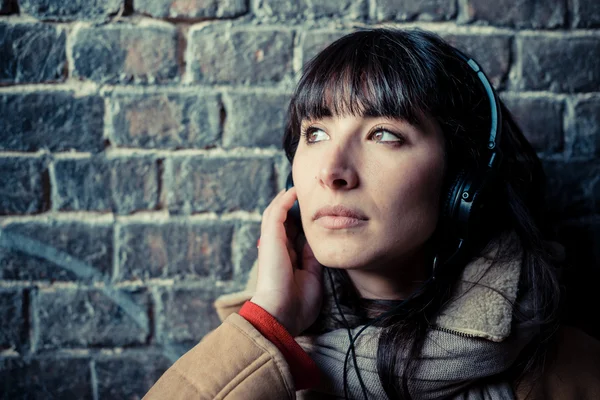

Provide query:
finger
left=261, top=189, right=286, bottom=233
left=263, top=187, right=298, bottom=241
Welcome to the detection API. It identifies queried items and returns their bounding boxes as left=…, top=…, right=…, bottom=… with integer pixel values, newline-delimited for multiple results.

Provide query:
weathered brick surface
left=0, top=289, right=27, bottom=350
left=518, top=36, right=600, bottom=93
left=72, top=24, right=179, bottom=84
left=255, top=0, right=367, bottom=20
left=189, top=28, right=293, bottom=84
left=572, top=0, right=600, bottom=28
left=501, top=95, right=564, bottom=153
left=54, top=156, right=159, bottom=214
left=222, top=92, right=288, bottom=148
left=168, top=156, right=276, bottom=213
left=0, top=221, right=113, bottom=281
left=459, top=0, right=566, bottom=28
left=108, top=93, right=221, bottom=149
left=232, top=222, right=260, bottom=281
left=117, top=221, right=234, bottom=281
left=570, top=98, right=600, bottom=157
left=20, top=0, right=122, bottom=21
left=137, top=0, right=247, bottom=18
left=0, top=357, right=93, bottom=399
left=155, top=287, right=226, bottom=345
left=544, top=160, right=600, bottom=218
left=95, top=351, right=172, bottom=399
left=441, top=34, right=511, bottom=88
left=34, top=288, right=149, bottom=349
left=0, top=157, right=49, bottom=215
left=374, top=0, right=456, bottom=22
left=0, top=92, right=104, bottom=152
left=0, top=22, right=66, bottom=84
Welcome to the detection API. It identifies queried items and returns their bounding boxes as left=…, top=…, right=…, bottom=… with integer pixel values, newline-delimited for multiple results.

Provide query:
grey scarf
left=295, top=234, right=539, bottom=399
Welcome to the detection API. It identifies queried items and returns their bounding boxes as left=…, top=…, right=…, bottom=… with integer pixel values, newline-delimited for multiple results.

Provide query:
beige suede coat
left=145, top=257, right=600, bottom=400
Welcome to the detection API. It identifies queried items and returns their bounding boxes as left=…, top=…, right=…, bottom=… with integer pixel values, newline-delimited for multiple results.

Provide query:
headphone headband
left=436, top=49, right=505, bottom=270
left=453, top=49, right=503, bottom=169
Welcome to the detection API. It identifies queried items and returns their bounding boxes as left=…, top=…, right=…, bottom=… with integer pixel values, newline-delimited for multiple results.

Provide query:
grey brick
left=459, top=0, right=566, bottom=28
left=20, top=0, right=122, bottom=21
left=95, top=351, right=172, bottom=400
left=441, top=34, right=511, bottom=89
left=255, top=0, right=367, bottom=20
left=544, top=160, right=600, bottom=218
left=0, top=22, right=66, bottom=84
left=189, top=28, right=293, bottom=84
left=232, top=222, right=260, bottom=281
left=223, top=92, right=289, bottom=148
left=34, top=288, right=149, bottom=349
left=501, top=95, right=564, bottom=153
left=109, top=93, right=221, bottom=149
left=0, top=289, right=27, bottom=351
left=72, top=24, right=179, bottom=84
left=569, top=98, right=600, bottom=157
left=0, top=157, right=49, bottom=215
left=117, top=221, right=234, bottom=281
left=573, top=0, right=600, bottom=28
left=0, top=92, right=104, bottom=152
left=54, top=156, right=159, bottom=214
left=137, top=0, right=247, bottom=18
left=0, top=221, right=113, bottom=282
left=155, top=287, right=227, bottom=345
left=374, top=0, right=456, bottom=22
left=0, top=357, right=93, bottom=399
left=517, top=36, right=600, bottom=93
left=168, top=156, right=276, bottom=213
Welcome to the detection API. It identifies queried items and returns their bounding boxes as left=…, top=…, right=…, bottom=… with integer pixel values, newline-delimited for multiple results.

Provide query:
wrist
left=250, top=296, right=298, bottom=336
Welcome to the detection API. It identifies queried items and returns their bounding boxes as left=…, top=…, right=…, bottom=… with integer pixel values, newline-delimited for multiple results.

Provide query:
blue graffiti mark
left=0, top=229, right=182, bottom=363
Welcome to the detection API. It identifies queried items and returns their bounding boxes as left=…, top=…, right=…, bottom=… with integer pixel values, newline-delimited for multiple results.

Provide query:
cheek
left=384, top=160, right=445, bottom=236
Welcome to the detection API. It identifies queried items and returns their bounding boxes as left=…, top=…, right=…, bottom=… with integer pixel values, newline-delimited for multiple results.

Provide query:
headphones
left=286, top=49, right=503, bottom=270
left=437, top=50, right=503, bottom=266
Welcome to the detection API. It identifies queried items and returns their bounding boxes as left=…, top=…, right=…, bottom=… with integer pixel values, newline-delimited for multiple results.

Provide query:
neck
left=345, top=248, right=430, bottom=300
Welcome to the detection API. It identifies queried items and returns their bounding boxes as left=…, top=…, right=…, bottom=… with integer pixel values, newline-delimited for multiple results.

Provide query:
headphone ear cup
left=442, top=170, right=466, bottom=223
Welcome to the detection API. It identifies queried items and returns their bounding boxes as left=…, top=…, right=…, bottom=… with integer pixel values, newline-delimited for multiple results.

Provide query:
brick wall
left=0, top=0, right=599, bottom=398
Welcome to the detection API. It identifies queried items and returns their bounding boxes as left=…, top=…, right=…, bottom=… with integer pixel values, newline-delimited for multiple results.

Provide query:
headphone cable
left=325, top=239, right=465, bottom=400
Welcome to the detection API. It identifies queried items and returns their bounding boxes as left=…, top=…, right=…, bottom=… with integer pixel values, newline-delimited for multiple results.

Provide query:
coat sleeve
left=143, top=313, right=296, bottom=400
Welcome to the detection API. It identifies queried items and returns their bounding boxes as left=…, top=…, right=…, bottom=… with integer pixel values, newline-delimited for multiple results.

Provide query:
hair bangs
left=291, top=30, right=438, bottom=131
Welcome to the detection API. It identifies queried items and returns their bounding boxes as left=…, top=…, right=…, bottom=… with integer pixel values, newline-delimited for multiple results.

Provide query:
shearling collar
left=434, top=234, right=522, bottom=342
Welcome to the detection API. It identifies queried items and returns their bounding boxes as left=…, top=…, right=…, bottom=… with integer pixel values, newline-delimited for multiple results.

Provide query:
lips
left=313, top=205, right=368, bottom=221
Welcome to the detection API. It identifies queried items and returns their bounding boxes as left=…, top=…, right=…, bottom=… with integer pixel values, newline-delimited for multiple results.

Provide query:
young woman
left=145, top=28, right=600, bottom=399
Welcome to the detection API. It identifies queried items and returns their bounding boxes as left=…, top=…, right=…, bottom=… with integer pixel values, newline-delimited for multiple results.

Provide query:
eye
left=303, top=127, right=330, bottom=144
left=370, top=128, right=404, bottom=144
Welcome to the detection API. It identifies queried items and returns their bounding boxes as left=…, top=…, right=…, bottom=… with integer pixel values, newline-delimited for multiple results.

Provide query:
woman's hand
left=250, top=187, right=323, bottom=337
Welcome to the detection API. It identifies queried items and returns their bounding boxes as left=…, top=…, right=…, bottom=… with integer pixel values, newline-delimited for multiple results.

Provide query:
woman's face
left=292, top=114, right=446, bottom=272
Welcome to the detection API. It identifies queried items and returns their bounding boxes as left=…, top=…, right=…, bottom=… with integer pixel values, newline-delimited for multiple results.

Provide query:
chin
left=311, top=246, right=373, bottom=270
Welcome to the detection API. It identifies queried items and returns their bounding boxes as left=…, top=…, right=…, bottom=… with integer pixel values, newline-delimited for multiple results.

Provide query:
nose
left=318, top=143, right=359, bottom=190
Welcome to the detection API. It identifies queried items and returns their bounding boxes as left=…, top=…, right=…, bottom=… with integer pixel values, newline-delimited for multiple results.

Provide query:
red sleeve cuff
left=239, top=301, right=320, bottom=390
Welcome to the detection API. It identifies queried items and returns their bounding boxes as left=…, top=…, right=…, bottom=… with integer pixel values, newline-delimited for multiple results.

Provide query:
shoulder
left=518, top=326, right=600, bottom=400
